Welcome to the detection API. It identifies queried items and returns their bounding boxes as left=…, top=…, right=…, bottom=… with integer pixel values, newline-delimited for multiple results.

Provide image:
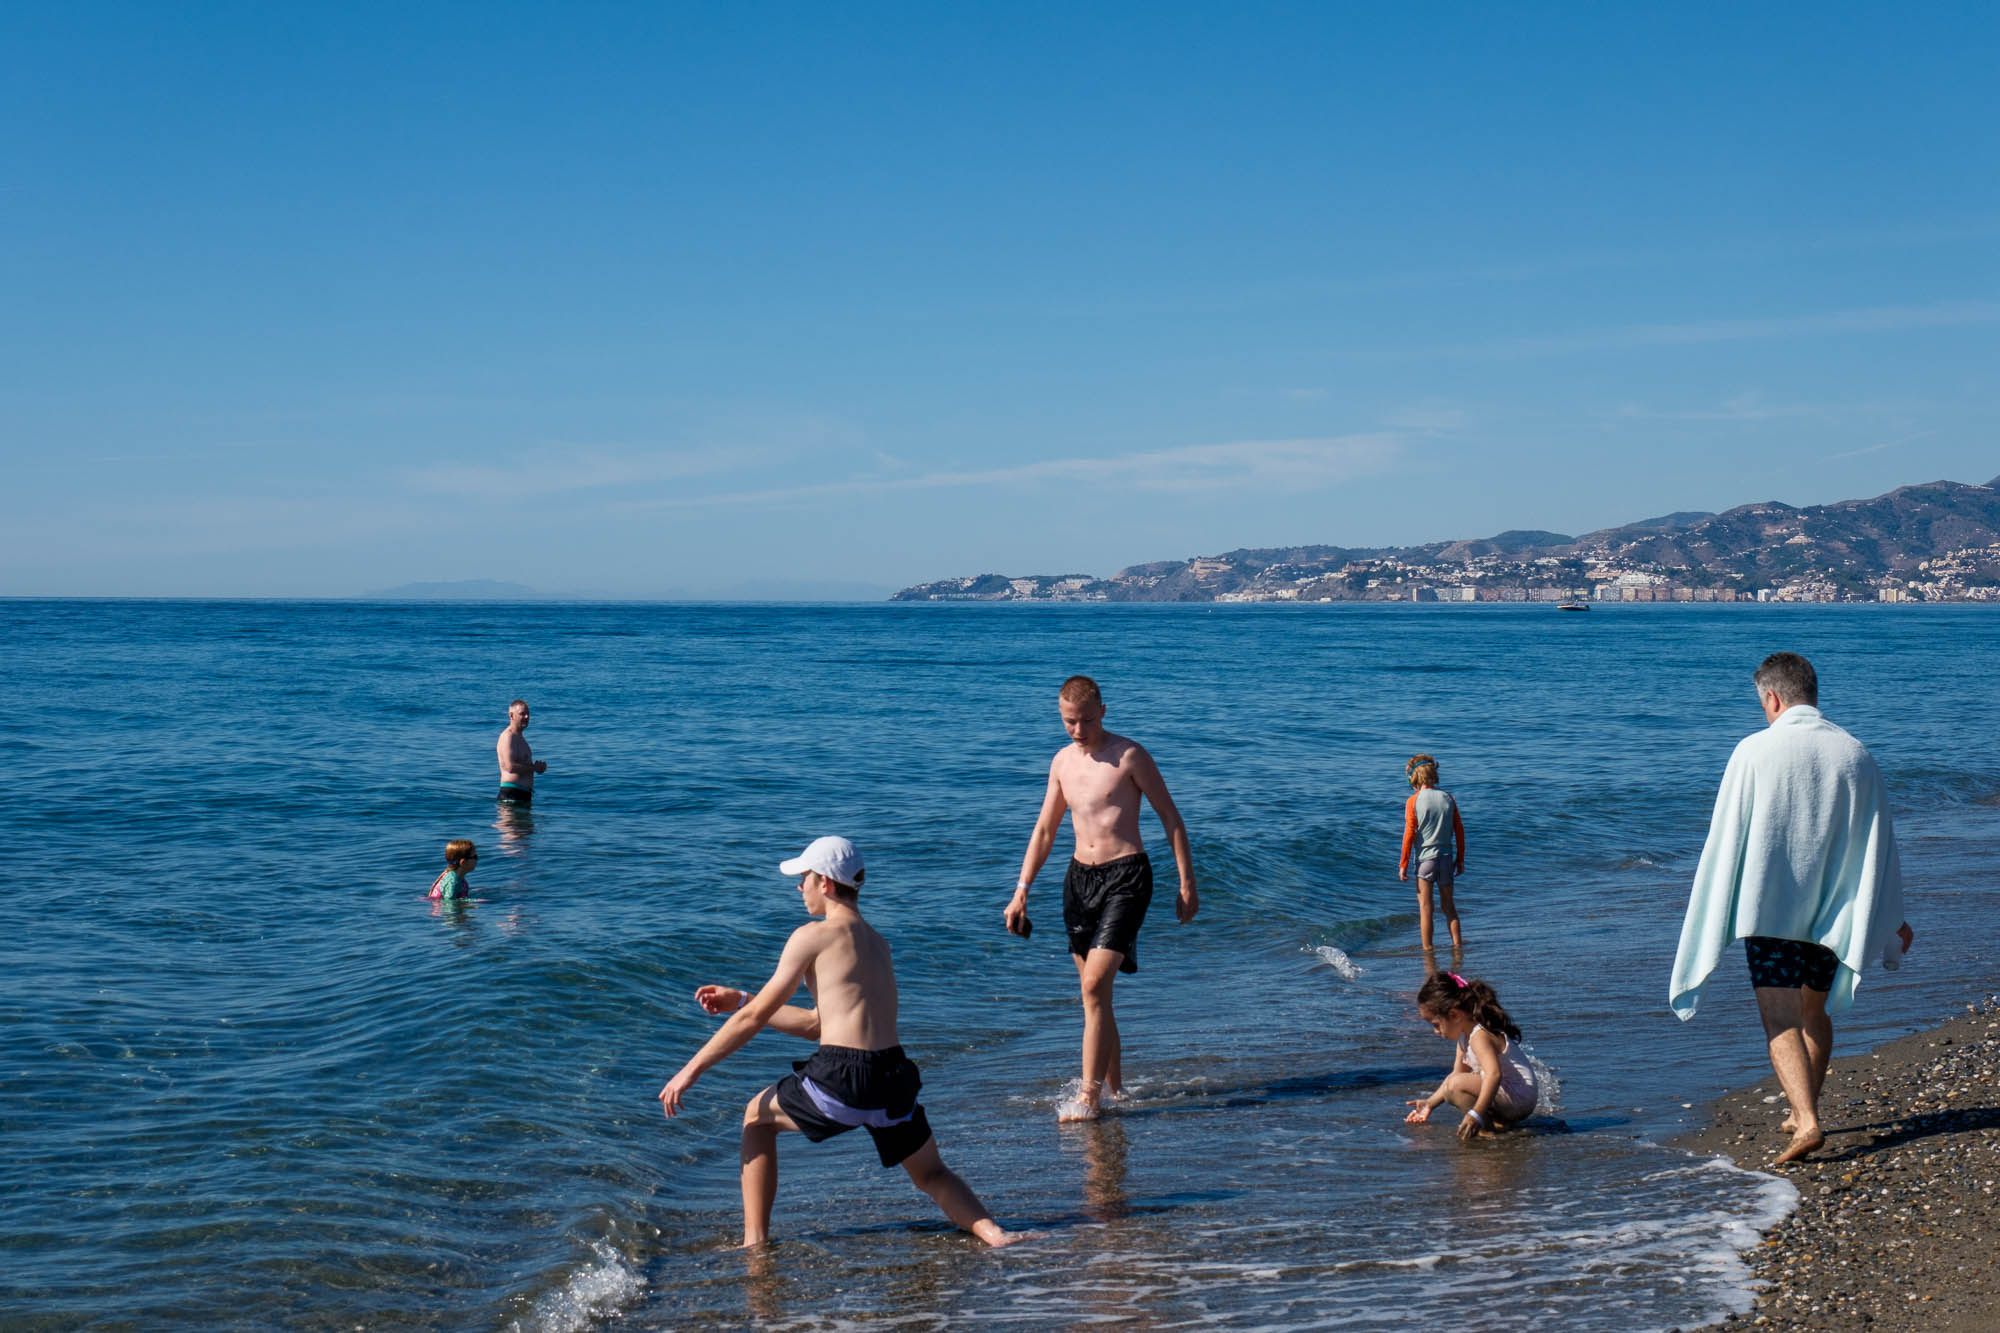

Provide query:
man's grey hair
left=1753, top=652, right=1818, bottom=707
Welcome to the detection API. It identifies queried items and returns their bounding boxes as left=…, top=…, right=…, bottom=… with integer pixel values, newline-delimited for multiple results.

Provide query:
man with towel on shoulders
left=1671, top=652, right=1914, bottom=1165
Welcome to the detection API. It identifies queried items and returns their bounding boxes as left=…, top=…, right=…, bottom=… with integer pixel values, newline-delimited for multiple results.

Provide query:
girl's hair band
left=1448, top=972, right=1468, bottom=987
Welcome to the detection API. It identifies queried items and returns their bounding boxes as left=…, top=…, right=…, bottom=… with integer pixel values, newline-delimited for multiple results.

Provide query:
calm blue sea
left=5, top=600, right=1998, bottom=1332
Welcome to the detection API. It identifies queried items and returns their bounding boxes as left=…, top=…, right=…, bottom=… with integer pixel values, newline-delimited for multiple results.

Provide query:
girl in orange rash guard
left=1397, top=754, right=1466, bottom=951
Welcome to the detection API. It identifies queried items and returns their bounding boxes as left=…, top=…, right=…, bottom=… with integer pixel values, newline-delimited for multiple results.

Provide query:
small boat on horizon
left=1557, top=597, right=1590, bottom=611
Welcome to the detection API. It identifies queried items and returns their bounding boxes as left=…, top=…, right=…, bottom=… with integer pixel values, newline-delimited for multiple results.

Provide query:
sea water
left=4, top=600, right=1997, bottom=1331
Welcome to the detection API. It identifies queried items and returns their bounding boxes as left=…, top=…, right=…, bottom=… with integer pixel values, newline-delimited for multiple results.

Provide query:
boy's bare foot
left=973, top=1221, right=1030, bottom=1247
left=1773, top=1126, right=1825, bottom=1165
left=1778, top=1115, right=1796, bottom=1134
left=1056, top=1079, right=1102, bottom=1121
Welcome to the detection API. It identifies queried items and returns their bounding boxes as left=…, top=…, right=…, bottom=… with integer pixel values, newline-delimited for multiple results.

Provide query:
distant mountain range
left=364, top=580, right=543, bottom=600
left=893, top=476, right=2000, bottom=603
left=362, top=578, right=896, bottom=602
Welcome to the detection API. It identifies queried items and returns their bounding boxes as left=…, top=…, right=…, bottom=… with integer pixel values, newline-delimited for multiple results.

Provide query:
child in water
left=1404, top=972, right=1537, bottom=1140
left=428, top=840, right=478, bottom=901
left=1397, top=753, right=1466, bottom=951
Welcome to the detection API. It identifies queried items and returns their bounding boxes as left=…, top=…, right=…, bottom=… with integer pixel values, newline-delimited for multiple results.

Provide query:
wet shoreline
left=1672, top=996, right=2000, bottom=1331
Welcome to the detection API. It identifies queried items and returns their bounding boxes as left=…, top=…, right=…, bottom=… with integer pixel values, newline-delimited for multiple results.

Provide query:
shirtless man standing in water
left=660, top=836, right=1019, bottom=1248
left=496, top=699, right=546, bottom=805
left=1006, top=675, right=1198, bottom=1121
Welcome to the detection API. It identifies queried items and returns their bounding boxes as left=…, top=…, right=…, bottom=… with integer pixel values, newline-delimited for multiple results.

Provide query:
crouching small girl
left=1404, top=972, right=1537, bottom=1140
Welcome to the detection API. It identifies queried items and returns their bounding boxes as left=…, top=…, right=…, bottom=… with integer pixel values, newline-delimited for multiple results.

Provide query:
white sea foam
left=1306, top=944, right=1363, bottom=980
left=941, top=1153, right=1797, bottom=1330
left=506, top=1241, right=643, bottom=1333
left=1053, top=1076, right=1103, bottom=1121
left=1547, top=1163, right=1798, bottom=1322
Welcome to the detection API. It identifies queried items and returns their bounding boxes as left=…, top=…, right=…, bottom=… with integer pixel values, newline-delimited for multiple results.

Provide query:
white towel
left=1670, top=706, right=1904, bottom=1019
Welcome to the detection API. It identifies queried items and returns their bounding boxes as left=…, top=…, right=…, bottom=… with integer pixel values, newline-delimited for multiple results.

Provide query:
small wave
left=1326, top=1252, right=1445, bottom=1274
left=507, top=1241, right=643, bottom=1333
left=1306, top=944, right=1364, bottom=980
left=1310, top=913, right=1416, bottom=953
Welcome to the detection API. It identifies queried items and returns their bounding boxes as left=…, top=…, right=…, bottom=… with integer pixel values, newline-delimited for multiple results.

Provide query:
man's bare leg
left=1416, top=879, right=1436, bottom=951
left=1780, top=986, right=1835, bottom=1133
left=1755, top=987, right=1826, bottom=1164
left=1438, top=881, right=1463, bottom=951
left=739, top=1088, right=799, bottom=1247
left=1803, top=986, right=1833, bottom=1101
left=1065, top=949, right=1126, bottom=1120
left=899, top=1138, right=1022, bottom=1246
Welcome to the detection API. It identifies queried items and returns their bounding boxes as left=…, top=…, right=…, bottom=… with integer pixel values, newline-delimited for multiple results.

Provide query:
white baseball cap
left=778, top=835, right=865, bottom=888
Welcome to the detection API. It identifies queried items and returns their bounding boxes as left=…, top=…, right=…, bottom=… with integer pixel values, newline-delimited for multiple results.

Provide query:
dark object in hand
left=1009, top=914, right=1033, bottom=939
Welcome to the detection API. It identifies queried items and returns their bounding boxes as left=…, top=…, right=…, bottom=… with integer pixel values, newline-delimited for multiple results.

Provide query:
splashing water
left=508, top=1242, right=645, bottom=1333
left=1308, top=943, right=1365, bottom=980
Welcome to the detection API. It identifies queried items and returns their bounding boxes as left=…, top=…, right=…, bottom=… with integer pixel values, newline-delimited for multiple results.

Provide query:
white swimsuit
left=1459, top=1025, right=1538, bottom=1122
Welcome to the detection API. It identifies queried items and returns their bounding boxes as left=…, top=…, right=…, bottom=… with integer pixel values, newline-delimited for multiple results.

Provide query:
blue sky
left=3, top=2, right=1994, bottom=596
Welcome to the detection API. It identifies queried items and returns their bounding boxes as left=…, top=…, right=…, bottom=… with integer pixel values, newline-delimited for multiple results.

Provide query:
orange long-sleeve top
left=1399, top=790, right=1467, bottom=874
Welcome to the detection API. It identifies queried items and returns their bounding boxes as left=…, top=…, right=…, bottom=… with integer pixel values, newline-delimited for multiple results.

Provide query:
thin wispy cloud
left=84, top=439, right=298, bottom=465
left=0, top=493, right=437, bottom=561
left=1381, top=406, right=1470, bottom=432
left=402, top=445, right=758, bottom=500
left=1031, top=220, right=2000, bottom=323
left=1819, top=430, right=1937, bottom=463
left=619, top=434, right=1403, bottom=512
left=1611, top=394, right=1841, bottom=423
left=1470, top=300, right=2000, bottom=360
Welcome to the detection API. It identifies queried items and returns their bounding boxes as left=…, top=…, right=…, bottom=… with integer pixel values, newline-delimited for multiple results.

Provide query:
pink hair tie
left=1448, top=972, right=1468, bottom=987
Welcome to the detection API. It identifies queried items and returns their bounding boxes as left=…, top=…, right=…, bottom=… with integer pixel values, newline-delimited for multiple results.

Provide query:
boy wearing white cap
left=659, top=836, right=1019, bottom=1248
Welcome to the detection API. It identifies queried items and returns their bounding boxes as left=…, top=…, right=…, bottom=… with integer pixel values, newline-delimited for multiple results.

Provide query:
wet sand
left=1673, top=997, right=2000, bottom=1331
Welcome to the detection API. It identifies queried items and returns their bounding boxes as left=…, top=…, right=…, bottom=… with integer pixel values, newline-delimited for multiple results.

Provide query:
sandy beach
left=1674, top=996, right=2000, bottom=1331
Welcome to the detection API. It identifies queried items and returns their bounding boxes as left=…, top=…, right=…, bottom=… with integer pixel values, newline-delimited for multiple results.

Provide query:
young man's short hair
left=1753, top=653, right=1819, bottom=707
left=1059, top=675, right=1102, bottom=709
left=509, top=698, right=529, bottom=712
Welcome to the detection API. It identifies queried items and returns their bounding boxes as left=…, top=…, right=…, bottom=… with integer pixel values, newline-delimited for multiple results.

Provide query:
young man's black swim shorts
left=1063, top=851, right=1154, bottom=974
left=1745, top=936, right=1839, bottom=993
left=497, top=784, right=532, bottom=806
left=772, top=1045, right=933, bottom=1167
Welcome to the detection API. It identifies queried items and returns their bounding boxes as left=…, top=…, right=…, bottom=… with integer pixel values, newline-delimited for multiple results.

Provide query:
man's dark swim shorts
left=773, top=1045, right=933, bottom=1168
left=497, top=784, right=532, bottom=806
left=1063, top=851, right=1154, bottom=974
left=1745, top=936, right=1839, bottom=993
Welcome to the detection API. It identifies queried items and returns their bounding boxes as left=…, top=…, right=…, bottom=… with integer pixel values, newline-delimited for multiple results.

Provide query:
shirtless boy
left=659, top=836, right=1019, bottom=1248
left=1006, top=676, right=1197, bottom=1121
left=496, top=699, right=547, bottom=805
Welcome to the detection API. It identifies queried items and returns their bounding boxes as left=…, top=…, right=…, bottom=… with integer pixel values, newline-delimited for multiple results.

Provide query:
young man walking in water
left=1006, top=676, right=1198, bottom=1121
left=660, top=836, right=1019, bottom=1248
left=496, top=699, right=547, bottom=805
